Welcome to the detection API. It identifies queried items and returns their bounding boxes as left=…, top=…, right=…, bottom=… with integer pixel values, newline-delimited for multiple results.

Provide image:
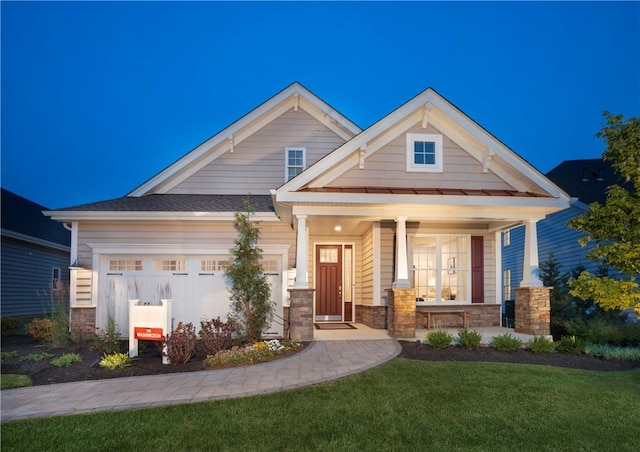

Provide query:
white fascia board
left=43, top=211, right=280, bottom=222
left=129, top=83, right=359, bottom=197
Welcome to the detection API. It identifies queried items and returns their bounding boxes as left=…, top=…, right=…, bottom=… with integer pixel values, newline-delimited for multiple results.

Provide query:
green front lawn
left=2, top=359, right=639, bottom=451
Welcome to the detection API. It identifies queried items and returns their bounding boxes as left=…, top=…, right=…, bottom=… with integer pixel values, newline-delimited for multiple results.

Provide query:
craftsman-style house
left=44, top=83, right=570, bottom=339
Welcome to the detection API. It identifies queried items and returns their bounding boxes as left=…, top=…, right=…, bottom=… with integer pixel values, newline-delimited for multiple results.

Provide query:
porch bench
left=418, top=310, right=468, bottom=329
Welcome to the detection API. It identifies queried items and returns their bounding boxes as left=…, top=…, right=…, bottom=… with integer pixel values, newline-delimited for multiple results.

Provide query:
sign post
left=129, top=299, right=172, bottom=364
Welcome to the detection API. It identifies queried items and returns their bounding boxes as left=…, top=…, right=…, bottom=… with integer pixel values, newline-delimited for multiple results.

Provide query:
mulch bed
left=2, top=335, right=638, bottom=387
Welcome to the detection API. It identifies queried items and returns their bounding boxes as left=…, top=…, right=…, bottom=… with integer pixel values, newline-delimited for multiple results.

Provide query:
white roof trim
left=128, top=83, right=361, bottom=197
left=277, top=88, right=571, bottom=203
left=0, top=228, right=70, bottom=252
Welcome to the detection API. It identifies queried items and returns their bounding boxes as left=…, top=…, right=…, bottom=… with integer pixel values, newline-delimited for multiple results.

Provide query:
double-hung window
left=285, top=147, right=306, bottom=181
left=406, top=133, right=443, bottom=172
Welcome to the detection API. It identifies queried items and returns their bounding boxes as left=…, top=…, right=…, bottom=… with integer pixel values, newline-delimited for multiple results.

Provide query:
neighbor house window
left=406, top=133, right=443, bottom=172
left=412, top=236, right=469, bottom=303
left=51, top=267, right=61, bottom=291
left=503, top=269, right=512, bottom=300
left=503, top=230, right=511, bottom=247
left=285, top=147, right=306, bottom=181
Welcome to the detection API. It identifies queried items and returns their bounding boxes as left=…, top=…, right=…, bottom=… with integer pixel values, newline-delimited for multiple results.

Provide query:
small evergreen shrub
left=199, top=317, right=233, bottom=355
left=26, top=318, right=53, bottom=342
left=529, top=336, right=557, bottom=354
left=584, top=343, right=640, bottom=361
left=557, top=336, right=586, bottom=354
left=51, top=353, right=83, bottom=368
left=425, top=330, right=454, bottom=349
left=99, top=352, right=132, bottom=370
left=164, top=322, right=198, bottom=364
left=491, top=333, right=523, bottom=352
left=456, top=328, right=482, bottom=349
left=1, top=317, right=21, bottom=336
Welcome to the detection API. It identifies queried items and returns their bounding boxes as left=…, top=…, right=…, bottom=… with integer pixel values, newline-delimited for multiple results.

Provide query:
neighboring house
left=44, top=83, right=570, bottom=339
left=501, top=159, right=633, bottom=321
left=1, top=188, right=71, bottom=318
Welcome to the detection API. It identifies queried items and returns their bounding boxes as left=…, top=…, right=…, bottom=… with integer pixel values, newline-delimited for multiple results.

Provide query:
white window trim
left=285, top=147, right=306, bottom=182
left=406, top=133, right=443, bottom=173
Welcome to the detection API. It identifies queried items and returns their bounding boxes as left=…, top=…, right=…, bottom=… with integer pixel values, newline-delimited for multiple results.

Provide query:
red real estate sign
left=134, top=327, right=163, bottom=341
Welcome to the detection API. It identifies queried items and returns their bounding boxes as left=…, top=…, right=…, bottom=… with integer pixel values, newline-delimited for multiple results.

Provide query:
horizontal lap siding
left=331, top=124, right=514, bottom=191
left=169, top=109, right=345, bottom=195
left=1, top=237, right=70, bottom=317
left=76, top=222, right=295, bottom=270
left=361, top=225, right=374, bottom=306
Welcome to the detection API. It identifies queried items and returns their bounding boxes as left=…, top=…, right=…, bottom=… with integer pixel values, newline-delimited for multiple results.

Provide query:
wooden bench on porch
left=418, top=310, right=469, bottom=329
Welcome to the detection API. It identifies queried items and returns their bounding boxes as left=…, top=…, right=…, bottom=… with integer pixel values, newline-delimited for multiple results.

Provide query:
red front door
left=315, top=245, right=342, bottom=321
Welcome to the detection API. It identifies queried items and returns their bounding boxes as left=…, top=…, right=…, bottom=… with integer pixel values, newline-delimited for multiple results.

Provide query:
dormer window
left=286, top=147, right=306, bottom=181
left=406, top=133, right=443, bottom=172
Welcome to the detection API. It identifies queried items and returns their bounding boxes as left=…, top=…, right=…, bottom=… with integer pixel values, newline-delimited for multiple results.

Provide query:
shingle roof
left=1, top=188, right=71, bottom=246
left=545, top=159, right=633, bottom=205
left=54, top=194, right=275, bottom=213
left=300, top=187, right=548, bottom=197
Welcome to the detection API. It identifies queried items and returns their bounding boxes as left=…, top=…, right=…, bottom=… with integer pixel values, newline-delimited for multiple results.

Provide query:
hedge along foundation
left=129, top=299, right=172, bottom=364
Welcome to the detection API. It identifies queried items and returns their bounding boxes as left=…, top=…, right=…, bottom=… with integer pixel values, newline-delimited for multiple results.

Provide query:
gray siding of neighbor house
left=502, top=203, right=604, bottom=303
left=1, top=236, right=70, bottom=318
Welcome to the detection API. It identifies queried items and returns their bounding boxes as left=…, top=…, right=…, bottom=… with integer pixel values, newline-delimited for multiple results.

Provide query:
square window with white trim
left=285, top=147, right=306, bottom=181
left=406, top=133, right=443, bottom=172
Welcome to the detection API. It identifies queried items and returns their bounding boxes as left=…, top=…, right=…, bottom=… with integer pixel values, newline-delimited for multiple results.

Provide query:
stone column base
left=288, top=288, right=315, bottom=341
left=355, top=305, right=388, bottom=329
left=515, top=287, right=551, bottom=336
left=387, top=288, right=416, bottom=338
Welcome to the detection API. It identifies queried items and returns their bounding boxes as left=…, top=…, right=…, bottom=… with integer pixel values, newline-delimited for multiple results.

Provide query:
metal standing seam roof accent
left=53, top=194, right=276, bottom=213
left=298, top=187, right=550, bottom=197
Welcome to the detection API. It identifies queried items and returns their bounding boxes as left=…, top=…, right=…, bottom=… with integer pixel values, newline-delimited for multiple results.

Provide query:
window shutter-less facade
left=471, top=236, right=484, bottom=303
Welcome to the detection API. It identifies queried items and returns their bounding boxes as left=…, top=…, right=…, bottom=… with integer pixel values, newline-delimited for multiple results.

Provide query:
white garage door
left=99, top=255, right=283, bottom=338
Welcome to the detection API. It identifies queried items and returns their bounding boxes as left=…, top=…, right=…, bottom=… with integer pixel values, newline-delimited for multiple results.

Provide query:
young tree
left=568, top=112, right=640, bottom=315
left=225, top=198, right=273, bottom=342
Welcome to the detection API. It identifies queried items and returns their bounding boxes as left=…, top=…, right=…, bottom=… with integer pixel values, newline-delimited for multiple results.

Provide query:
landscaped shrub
left=26, top=318, right=53, bottom=342
left=1, top=317, right=21, bottom=336
left=1, top=374, right=32, bottom=390
left=51, top=353, right=83, bottom=368
left=99, top=352, right=132, bottom=370
left=456, top=328, right=482, bottom=349
left=49, top=281, right=70, bottom=347
left=557, top=336, right=586, bottom=354
left=425, top=330, right=454, bottom=349
left=584, top=343, right=640, bottom=361
left=204, top=339, right=300, bottom=368
left=529, top=335, right=557, bottom=354
left=491, top=333, right=523, bottom=352
left=164, top=322, right=198, bottom=364
left=199, top=317, right=233, bottom=355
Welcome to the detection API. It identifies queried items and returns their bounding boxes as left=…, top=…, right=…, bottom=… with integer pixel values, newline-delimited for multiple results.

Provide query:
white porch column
left=294, top=215, right=309, bottom=288
left=393, top=216, right=411, bottom=288
left=520, top=219, right=543, bottom=287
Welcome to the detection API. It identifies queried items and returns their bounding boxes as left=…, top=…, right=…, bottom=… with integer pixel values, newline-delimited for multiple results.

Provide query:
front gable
left=130, top=82, right=360, bottom=197
left=278, top=88, right=568, bottom=205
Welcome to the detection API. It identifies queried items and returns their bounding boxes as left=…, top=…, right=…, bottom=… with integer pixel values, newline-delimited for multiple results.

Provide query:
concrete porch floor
left=313, top=322, right=538, bottom=345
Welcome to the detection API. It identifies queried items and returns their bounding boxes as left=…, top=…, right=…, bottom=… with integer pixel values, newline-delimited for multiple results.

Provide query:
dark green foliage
left=529, top=335, right=557, bottom=354
left=1, top=317, right=21, bottom=336
left=491, top=333, right=523, bottom=352
left=557, top=336, right=587, bottom=354
left=225, top=198, right=273, bottom=343
left=424, top=329, right=454, bottom=348
left=198, top=317, right=234, bottom=355
left=456, top=328, right=482, bottom=349
left=163, top=322, right=198, bottom=364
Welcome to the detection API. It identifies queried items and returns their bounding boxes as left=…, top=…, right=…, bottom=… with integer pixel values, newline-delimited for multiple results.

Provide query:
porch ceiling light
left=334, top=225, right=342, bottom=232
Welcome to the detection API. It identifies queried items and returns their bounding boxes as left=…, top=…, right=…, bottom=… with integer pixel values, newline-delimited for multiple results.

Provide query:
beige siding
left=379, top=223, right=395, bottom=298
left=330, top=124, right=514, bottom=191
left=361, top=225, right=374, bottom=306
left=169, top=109, right=346, bottom=195
left=76, top=221, right=296, bottom=271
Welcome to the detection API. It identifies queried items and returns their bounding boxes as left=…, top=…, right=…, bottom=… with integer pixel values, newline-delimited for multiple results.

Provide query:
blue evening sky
left=2, top=1, right=639, bottom=209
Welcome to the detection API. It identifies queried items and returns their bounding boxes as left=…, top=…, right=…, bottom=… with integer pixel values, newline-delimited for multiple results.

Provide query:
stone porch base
left=355, top=305, right=388, bottom=329
left=415, top=304, right=501, bottom=329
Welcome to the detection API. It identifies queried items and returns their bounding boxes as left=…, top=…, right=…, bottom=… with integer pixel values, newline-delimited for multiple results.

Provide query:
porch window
left=285, top=147, right=306, bottom=181
left=406, top=133, right=443, bottom=173
left=412, top=236, right=469, bottom=303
